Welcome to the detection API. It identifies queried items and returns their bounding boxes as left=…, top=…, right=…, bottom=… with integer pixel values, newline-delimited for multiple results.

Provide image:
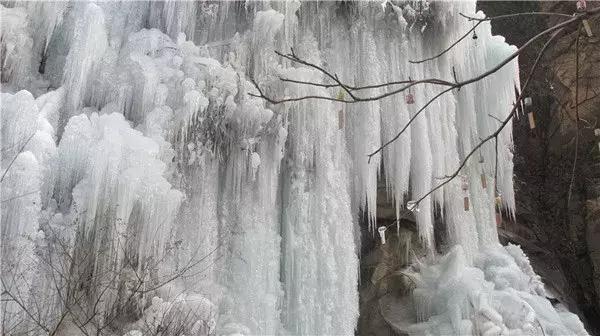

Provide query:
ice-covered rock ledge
left=380, top=244, right=587, bottom=335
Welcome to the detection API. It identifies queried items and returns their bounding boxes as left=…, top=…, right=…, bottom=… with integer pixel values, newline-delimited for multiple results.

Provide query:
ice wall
left=0, top=1, right=587, bottom=336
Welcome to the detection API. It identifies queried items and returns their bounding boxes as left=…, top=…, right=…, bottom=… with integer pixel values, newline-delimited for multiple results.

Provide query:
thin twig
left=488, top=114, right=503, bottom=123
left=0, top=279, right=50, bottom=333
left=411, top=11, right=573, bottom=64
left=278, top=76, right=453, bottom=91
left=459, top=11, right=573, bottom=22
left=413, top=27, right=565, bottom=206
left=1, top=190, right=39, bottom=203
left=366, top=10, right=594, bottom=159
left=368, top=87, right=454, bottom=162
left=415, top=28, right=564, bottom=205
left=410, top=21, right=483, bottom=64
left=568, top=88, right=599, bottom=109
left=251, top=8, right=595, bottom=109
left=0, top=132, right=36, bottom=183
left=277, top=49, right=358, bottom=100
left=567, top=23, right=582, bottom=208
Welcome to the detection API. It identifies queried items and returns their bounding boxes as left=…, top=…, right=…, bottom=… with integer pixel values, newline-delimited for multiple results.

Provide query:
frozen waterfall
left=0, top=1, right=589, bottom=335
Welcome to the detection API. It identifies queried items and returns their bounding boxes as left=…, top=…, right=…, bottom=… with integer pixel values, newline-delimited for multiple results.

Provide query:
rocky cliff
left=478, top=1, right=600, bottom=333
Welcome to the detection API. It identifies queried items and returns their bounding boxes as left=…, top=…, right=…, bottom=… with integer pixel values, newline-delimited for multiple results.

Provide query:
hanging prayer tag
left=582, top=20, right=593, bottom=38
left=528, top=111, right=536, bottom=129
left=495, top=195, right=502, bottom=206
left=378, top=226, right=387, bottom=245
left=337, top=90, right=345, bottom=129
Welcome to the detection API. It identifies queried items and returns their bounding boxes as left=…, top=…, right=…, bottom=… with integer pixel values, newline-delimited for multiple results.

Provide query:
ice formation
left=0, top=1, right=588, bottom=335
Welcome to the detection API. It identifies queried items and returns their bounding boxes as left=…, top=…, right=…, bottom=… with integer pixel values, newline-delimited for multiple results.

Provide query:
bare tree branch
left=410, top=20, right=483, bottom=64
left=412, top=27, right=564, bottom=207
left=367, top=10, right=595, bottom=159
left=567, top=23, right=582, bottom=208
left=246, top=7, right=600, bottom=216
left=250, top=9, right=598, bottom=107
left=1, top=278, right=50, bottom=333
left=459, top=11, right=573, bottom=22
left=0, top=132, right=36, bottom=183
left=1, top=190, right=40, bottom=203
left=278, top=76, right=454, bottom=91
left=368, top=87, right=454, bottom=163
left=411, top=11, right=572, bottom=65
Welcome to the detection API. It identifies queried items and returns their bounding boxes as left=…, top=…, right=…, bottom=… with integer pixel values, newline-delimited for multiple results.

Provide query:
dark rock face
left=478, top=1, right=600, bottom=334
left=358, top=227, right=417, bottom=336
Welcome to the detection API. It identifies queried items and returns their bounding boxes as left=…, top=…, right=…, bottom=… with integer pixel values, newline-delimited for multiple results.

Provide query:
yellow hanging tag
left=528, top=111, right=536, bottom=129
left=583, top=19, right=593, bottom=38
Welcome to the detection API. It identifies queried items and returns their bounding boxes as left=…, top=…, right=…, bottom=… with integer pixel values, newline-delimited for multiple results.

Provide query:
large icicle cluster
left=0, top=1, right=588, bottom=336
left=401, top=245, right=587, bottom=335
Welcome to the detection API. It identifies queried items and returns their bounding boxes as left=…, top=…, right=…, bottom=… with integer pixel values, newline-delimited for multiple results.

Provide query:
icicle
left=595, top=128, right=600, bottom=153
left=378, top=226, right=387, bottom=245
left=250, top=151, right=261, bottom=181
left=62, top=4, right=108, bottom=119
left=0, top=6, right=34, bottom=88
